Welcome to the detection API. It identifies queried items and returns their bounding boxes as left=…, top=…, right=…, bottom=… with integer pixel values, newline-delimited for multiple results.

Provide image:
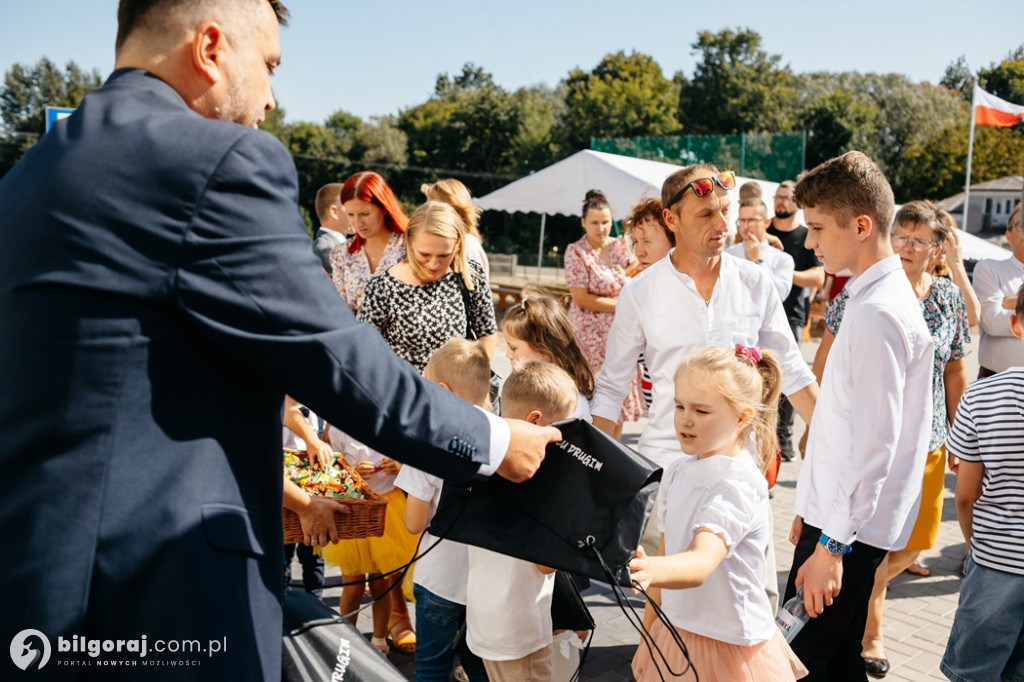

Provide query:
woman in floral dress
left=564, top=189, right=641, bottom=438
left=330, top=171, right=407, bottom=313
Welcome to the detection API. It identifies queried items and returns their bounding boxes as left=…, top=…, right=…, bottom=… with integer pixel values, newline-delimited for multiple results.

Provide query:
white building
left=938, top=175, right=1023, bottom=234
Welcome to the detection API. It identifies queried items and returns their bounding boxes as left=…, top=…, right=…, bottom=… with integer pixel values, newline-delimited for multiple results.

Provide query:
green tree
left=1, top=58, right=102, bottom=134
left=800, top=90, right=878, bottom=169
left=353, top=115, right=408, bottom=167
left=1, top=58, right=103, bottom=176
left=871, top=77, right=961, bottom=196
left=903, top=115, right=1024, bottom=202
left=508, top=84, right=564, bottom=174
left=399, top=63, right=521, bottom=173
left=678, top=28, right=797, bottom=135
left=940, top=55, right=974, bottom=102
left=559, top=51, right=678, bottom=151
left=792, top=72, right=961, bottom=199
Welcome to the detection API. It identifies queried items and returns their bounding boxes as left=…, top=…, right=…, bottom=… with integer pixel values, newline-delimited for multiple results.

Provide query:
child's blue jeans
left=413, top=583, right=487, bottom=682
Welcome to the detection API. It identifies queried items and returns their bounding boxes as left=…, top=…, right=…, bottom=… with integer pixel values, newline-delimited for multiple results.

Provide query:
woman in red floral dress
left=564, top=189, right=642, bottom=438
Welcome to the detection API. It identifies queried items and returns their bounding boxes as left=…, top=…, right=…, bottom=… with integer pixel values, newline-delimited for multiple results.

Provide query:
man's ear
left=1012, top=314, right=1023, bottom=340
left=191, top=21, right=226, bottom=84
left=526, top=410, right=543, bottom=425
left=853, top=214, right=874, bottom=242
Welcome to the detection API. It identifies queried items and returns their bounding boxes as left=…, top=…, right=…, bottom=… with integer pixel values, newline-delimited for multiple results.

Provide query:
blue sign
left=45, top=106, right=76, bottom=133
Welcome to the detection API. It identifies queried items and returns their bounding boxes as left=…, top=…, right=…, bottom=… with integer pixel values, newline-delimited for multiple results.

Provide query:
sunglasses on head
left=666, top=171, right=736, bottom=208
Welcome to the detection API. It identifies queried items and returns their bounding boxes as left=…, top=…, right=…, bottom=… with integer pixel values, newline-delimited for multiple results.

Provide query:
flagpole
left=964, top=86, right=977, bottom=232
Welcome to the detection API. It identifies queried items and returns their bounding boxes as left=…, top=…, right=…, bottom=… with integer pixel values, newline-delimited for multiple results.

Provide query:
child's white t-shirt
left=326, top=426, right=395, bottom=495
left=282, top=405, right=319, bottom=450
left=570, top=390, right=592, bottom=422
left=657, top=449, right=775, bottom=646
left=465, top=546, right=554, bottom=661
left=393, top=465, right=470, bottom=604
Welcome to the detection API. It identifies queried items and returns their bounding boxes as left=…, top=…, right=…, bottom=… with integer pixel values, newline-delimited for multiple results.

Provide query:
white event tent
left=475, top=150, right=779, bottom=268
left=475, top=149, right=1009, bottom=267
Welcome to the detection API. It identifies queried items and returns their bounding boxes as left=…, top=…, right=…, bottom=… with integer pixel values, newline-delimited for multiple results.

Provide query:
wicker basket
left=282, top=448, right=386, bottom=544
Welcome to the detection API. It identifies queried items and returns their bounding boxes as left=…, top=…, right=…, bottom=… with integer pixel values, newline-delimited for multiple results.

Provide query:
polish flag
left=974, top=85, right=1024, bottom=127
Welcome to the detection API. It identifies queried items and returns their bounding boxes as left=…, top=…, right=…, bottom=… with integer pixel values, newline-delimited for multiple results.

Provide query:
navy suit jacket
left=0, top=69, right=492, bottom=680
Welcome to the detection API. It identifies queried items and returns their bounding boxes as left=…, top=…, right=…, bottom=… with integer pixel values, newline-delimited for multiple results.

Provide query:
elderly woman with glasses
left=811, top=199, right=970, bottom=679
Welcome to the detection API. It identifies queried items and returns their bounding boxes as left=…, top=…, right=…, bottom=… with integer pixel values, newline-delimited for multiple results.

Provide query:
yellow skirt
left=904, top=446, right=946, bottom=551
left=320, top=488, right=420, bottom=584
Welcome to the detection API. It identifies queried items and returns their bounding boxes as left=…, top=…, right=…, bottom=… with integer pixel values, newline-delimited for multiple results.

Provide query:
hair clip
left=734, top=344, right=763, bottom=366
left=517, top=296, right=530, bottom=311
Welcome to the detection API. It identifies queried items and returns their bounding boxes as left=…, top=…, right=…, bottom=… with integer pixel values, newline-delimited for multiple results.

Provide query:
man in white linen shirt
left=784, top=151, right=933, bottom=682
left=725, top=197, right=795, bottom=300
left=591, top=164, right=817, bottom=467
left=973, top=204, right=1024, bottom=378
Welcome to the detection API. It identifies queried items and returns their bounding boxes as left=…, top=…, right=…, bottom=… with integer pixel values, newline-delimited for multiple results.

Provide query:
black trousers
left=776, top=322, right=804, bottom=459
left=784, top=521, right=887, bottom=682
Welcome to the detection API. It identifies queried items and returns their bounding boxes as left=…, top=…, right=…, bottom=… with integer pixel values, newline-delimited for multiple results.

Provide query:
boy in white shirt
left=785, top=151, right=933, bottom=681
left=394, top=339, right=492, bottom=682
left=466, top=361, right=578, bottom=682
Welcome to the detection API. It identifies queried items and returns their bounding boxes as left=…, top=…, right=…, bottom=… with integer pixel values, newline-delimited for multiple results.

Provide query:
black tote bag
left=281, top=591, right=407, bottom=682
left=430, top=418, right=662, bottom=587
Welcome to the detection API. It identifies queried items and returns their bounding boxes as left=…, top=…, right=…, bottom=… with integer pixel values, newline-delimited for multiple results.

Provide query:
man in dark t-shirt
left=767, top=180, right=824, bottom=460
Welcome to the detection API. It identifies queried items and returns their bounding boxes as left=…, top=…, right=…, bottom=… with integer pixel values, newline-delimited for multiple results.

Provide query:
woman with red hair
left=330, top=171, right=408, bottom=313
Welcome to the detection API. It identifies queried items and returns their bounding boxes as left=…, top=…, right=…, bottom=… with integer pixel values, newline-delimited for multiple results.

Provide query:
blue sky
left=2, top=1, right=1023, bottom=125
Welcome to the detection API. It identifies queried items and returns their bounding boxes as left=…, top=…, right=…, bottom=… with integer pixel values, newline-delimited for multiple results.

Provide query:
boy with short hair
left=466, top=361, right=578, bottom=681
left=394, top=338, right=492, bottom=682
left=785, top=151, right=933, bottom=681
left=941, top=282, right=1024, bottom=682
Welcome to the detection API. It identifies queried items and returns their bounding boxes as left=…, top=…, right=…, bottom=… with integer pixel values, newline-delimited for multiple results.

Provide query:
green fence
left=591, top=132, right=806, bottom=183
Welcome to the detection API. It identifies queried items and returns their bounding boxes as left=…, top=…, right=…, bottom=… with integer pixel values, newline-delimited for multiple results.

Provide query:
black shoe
left=863, top=657, right=890, bottom=678
left=780, top=450, right=795, bottom=462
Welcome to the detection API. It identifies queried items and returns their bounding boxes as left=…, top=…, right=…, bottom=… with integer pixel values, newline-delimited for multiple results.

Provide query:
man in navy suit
left=0, top=1, right=558, bottom=679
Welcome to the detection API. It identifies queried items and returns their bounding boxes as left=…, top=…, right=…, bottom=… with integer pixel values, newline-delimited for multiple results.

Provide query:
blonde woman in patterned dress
left=564, top=189, right=641, bottom=439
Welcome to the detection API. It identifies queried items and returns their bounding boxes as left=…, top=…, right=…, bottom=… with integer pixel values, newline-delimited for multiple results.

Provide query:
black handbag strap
left=455, top=273, right=476, bottom=341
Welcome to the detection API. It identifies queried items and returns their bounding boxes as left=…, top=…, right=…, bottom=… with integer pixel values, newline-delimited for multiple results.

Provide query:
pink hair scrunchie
left=734, top=344, right=763, bottom=366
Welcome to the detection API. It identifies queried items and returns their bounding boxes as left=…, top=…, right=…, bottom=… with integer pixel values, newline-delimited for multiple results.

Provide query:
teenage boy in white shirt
left=785, top=151, right=933, bottom=682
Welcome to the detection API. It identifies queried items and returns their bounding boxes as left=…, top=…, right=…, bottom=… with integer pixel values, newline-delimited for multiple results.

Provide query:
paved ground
left=292, top=332, right=970, bottom=681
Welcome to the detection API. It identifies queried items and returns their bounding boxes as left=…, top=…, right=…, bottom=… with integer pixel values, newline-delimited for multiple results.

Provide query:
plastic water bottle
left=775, top=587, right=809, bottom=643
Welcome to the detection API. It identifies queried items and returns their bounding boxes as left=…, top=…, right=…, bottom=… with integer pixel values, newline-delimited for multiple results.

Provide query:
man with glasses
left=973, top=205, right=1024, bottom=378
left=768, top=180, right=826, bottom=461
left=726, top=197, right=795, bottom=300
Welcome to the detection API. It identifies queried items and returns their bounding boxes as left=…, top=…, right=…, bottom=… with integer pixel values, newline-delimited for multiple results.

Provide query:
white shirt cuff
left=477, top=408, right=509, bottom=477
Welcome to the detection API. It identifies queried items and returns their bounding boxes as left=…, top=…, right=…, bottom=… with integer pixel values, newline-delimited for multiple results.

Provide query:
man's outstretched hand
left=496, top=419, right=562, bottom=482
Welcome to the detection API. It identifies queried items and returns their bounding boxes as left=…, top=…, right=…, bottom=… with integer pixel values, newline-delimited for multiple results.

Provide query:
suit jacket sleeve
left=171, top=132, right=490, bottom=483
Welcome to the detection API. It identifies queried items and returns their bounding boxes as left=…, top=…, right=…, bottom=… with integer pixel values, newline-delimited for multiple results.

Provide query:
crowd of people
left=282, top=150, right=1022, bottom=682
left=3, top=3, right=1023, bottom=682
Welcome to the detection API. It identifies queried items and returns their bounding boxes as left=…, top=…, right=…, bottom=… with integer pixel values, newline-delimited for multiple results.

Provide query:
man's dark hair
left=117, top=0, right=289, bottom=48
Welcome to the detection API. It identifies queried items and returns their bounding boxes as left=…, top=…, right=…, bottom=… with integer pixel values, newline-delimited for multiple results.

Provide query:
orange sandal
left=388, top=611, right=416, bottom=654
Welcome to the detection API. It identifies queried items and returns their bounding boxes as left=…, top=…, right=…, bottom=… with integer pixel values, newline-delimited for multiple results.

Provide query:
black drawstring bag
left=281, top=590, right=407, bottom=682
left=431, top=418, right=662, bottom=587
